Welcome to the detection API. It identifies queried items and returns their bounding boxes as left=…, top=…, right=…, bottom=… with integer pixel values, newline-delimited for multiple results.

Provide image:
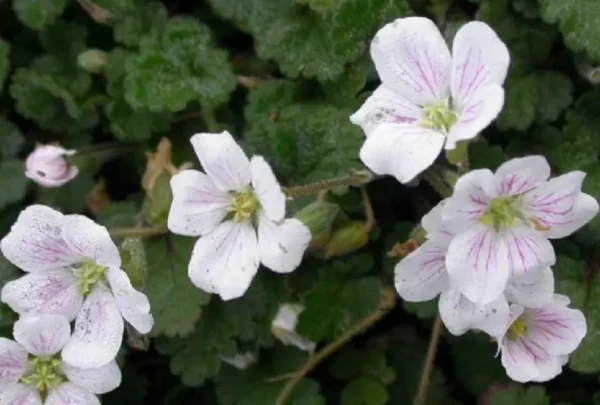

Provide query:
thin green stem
left=283, top=170, right=374, bottom=199
left=109, top=226, right=168, bottom=238
left=421, top=165, right=453, bottom=198
left=412, top=314, right=443, bottom=405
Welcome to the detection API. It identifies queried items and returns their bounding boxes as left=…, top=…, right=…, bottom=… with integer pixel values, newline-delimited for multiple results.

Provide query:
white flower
left=497, top=295, right=586, bottom=383
left=167, top=131, right=312, bottom=301
left=0, top=314, right=121, bottom=405
left=25, top=144, right=78, bottom=188
left=442, top=156, right=599, bottom=304
left=0, top=205, right=154, bottom=369
left=271, top=303, right=316, bottom=352
left=351, top=17, right=509, bottom=183
left=395, top=200, right=554, bottom=336
left=220, top=352, right=257, bottom=370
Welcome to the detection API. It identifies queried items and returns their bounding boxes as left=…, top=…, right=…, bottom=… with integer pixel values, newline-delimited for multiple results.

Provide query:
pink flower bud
left=25, top=144, right=78, bottom=188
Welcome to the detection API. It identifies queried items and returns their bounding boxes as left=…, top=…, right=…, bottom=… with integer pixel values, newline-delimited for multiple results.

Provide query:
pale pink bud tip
left=25, top=144, right=78, bottom=188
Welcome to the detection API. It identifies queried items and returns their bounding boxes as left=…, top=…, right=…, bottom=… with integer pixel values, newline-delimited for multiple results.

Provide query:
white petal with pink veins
left=45, top=383, right=100, bottom=405
left=350, top=85, right=422, bottom=136
left=445, top=84, right=505, bottom=150
left=0, top=338, right=27, bottom=386
left=450, top=21, right=510, bottom=106
left=501, top=337, right=552, bottom=383
left=494, top=155, right=551, bottom=197
left=501, top=224, right=555, bottom=277
left=394, top=239, right=450, bottom=302
left=62, top=287, right=124, bottom=369
left=0, top=384, right=42, bottom=405
left=370, top=17, right=452, bottom=106
left=421, top=200, right=456, bottom=243
left=251, top=156, right=286, bottom=222
left=106, top=268, right=153, bottom=334
left=1, top=269, right=83, bottom=321
left=62, top=360, right=122, bottom=395
left=505, top=267, right=554, bottom=308
left=61, top=214, right=121, bottom=268
left=191, top=131, right=251, bottom=192
left=167, top=169, right=230, bottom=237
left=13, top=315, right=71, bottom=356
left=442, top=169, right=494, bottom=230
left=359, top=123, right=445, bottom=184
left=446, top=223, right=509, bottom=304
left=0, top=205, right=75, bottom=272
left=438, top=289, right=508, bottom=336
left=258, top=215, right=311, bottom=274
left=528, top=302, right=587, bottom=356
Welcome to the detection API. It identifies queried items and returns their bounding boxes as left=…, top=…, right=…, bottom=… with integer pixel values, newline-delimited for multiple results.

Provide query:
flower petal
left=167, top=169, right=230, bottom=236
left=0, top=205, right=75, bottom=272
left=445, top=84, right=505, bottom=150
left=505, top=267, right=554, bottom=307
left=191, top=131, right=251, bottom=192
left=359, top=123, right=446, bottom=184
left=258, top=216, right=311, bottom=274
left=442, top=169, right=494, bottom=229
left=45, top=383, right=100, bottom=405
left=0, top=384, right=41, bottom=405
left=61, top=214, right=120, bottom=268
left=0, top=338, right=27, bottom=386
left=394, top=239, right=449, bottom=302
left=446, top=223, right=509, bottom=304
left=531, top=355, right=564, bottom=383
left=106, top=268, right=153, bottom=334
left=439, top=289, right=508, bottom=336
left=450, top=21, right=510, bottom=106
left=502, top=224, right=555, bottom=277
left=349, top=85, right=421, bottom=136
left=500, top=337, right=551, bottom=383
left=522, top=171, right=599, bottom=238
left=62, top=287, right=124, bottom=369
left=61, top=360, right=121, bottom=395
left=13, top=315, right=70, bottom=356
left=251, top=156, right=285, bottom=222
left=528, top=302, right=587, bottom=356
left=188, top=220, right=259, bottom=301
left=494, top=155, right=551, bottom=196
left=421, top=199, right=456, bottom=242
left=1, top=270, right=83, bottom=321
left=371, top=17, right=452, bottom=105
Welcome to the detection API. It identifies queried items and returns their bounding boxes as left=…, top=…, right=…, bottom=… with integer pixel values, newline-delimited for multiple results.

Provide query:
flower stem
left=236, top=75, right=261, bottom=89
left=283, top=170, right=375, bottom=199
left=412, top=314, right=443, bottom=405
left=274, top=287, right=396, bottom=405
left=109, top=226, right=168, bottom=238
left=360, top=185, right=376, bottom=232
left=421, top=165, right=453, bottom=198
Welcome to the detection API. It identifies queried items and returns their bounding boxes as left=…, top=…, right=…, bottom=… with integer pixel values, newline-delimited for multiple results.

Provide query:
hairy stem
left=109, top=226, right=168, bottom=238
left=412, top=314, right=443, bottom=405
left=283, top=170, right=374, bottom=198
left=360, top=185, right=376, bottom=232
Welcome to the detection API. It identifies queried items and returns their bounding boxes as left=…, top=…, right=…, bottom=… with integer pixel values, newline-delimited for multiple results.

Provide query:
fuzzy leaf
left=0, top=119, right=24, bottom=160
left=0, top=160, right=28, bottom=210
left=13, top=0, right=68, bottom=30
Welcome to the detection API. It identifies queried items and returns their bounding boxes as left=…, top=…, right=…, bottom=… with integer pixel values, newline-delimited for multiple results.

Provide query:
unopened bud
left=295, top=201, right=340, bottom=251
left=119, top=237, right=148, bottom=290
left=25, top=144, right=78, bottom=188
left=143, top=170, right=172, bottom=227
left=78, top=49, right=108, bottom=74
left=324, top=221, right=369, bottom=259
left=271, top=304, right=316, bottom=353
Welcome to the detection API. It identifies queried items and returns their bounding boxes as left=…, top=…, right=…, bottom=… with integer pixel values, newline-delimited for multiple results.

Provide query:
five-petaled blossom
left=168, top=131, right=312, bottom=301
left=25, top=144, right=79, bottom=188
left=0, top=205, right=154, bottom=369
left=497, top=295, right=586, bottom=383
left=442, top=156, right=599, bottom=304
left=395, top=200, right=554, bottom=336
left=351, top=17, right=509, bottom=183
left=0, top=315, right=121, bottom=405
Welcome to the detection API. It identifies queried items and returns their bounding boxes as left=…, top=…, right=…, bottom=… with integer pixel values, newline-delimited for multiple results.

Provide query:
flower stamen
left=229, top=190, right=259, bottom=222
left=74, top=260, right=107, bottom=295
left=417, top=99, right=457, bottom=133
left=507, top=316, right=528, bottom=340
left=19, top=355, right=64, bottom=392
left=480, top=196, right=522, bottom=231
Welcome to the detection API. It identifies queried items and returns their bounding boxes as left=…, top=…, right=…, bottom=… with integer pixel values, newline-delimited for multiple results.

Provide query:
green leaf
left=0, top=39, right=9, bottom=95
left=468, top=140, right=505, bottom=171
left=539, top=0, right=600, bottom=62
left=0, top=119, right=24, bottom=160
left=13, top=0, right=68, bottom=30
left=488, top=385, right=550, bottom=405
left=96, top=201, right=139, bottom=229
left=106, top=98, right=172, bottom=141
left=0, top=160, right=28, bottom=211
left=144, top=236, right=211, bottom=338
left=341, top=377, right=388, bottom=405
left=113, top=2, right=168, bottom=47
left=36, top=172, right=94, bottom=213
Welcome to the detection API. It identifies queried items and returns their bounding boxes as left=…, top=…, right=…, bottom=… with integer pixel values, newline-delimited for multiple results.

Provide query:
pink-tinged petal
left=394, top=239, right=450, bottom=302
left=106, top=268, right=153, bottom=334
left=442, top=169, right=494, bottom=230
left=439, top=289, right=508, bottom=336
left=527, top=303, right=586, bottom=356
left=445, top=85, right=504, bottom=150
left=13, top=315, right=70, bottom=356
left=421, top=199, right=456, bottom=242
left=25, top=145, right=78, bottom=189
left=258, top=215, right=311, bottom=274
left=61, top=360, right=121, bottom=395
left=0, top=338, right=27, bottom=386
left=359, top=123, right=445, bottom=184
left=0, top=383, right=42, bottom=405
left=500, top=337, right=552, bottom=383
left=167, top=169, right=230, bottom=237
left=450, top=21, right=510, bottom=106
left=494, top=155, right=551, bottom=196
left=45, top=383, right=100, bottom=405
left=349, top=85, right=421, bottom=136
left=1, top=270, right=83, bottom=321
left=370, top=17, right=452, bottom=106
left=251, top=156, right=285, bottom=222
left=62, top=287, right=124, bottom=369
left=501, top=224, right=555, bottom=277
left=61, top=214, right=120, bottom=268
left=531, top=355, right=564, bottom=383
left=0, top=205, right=76, bottom=272
left=188, top=220, right=260, bottom=301
left=446, top=223, right=509, bottom=304
left=190, top=131, right=251, bottom=192
left=523, top=171, right=599, bottom=238
left=505, top=267, right=554, bottom=308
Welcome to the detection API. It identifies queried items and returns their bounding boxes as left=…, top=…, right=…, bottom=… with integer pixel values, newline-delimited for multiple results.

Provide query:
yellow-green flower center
left=417, top=99, right=457, bottom=133
left=19, top=355, right=64, bottom=392
left=507, top=315, right=528, bottom=340
left=74, top=260, right=107, bottom=295
left=228, top=190, right=259, bottom=222
left=480, top=196, right=523, bottom=231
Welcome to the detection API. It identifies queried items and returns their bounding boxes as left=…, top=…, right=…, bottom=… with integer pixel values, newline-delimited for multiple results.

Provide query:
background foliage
left=1, top=0, right=600, bottom=404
